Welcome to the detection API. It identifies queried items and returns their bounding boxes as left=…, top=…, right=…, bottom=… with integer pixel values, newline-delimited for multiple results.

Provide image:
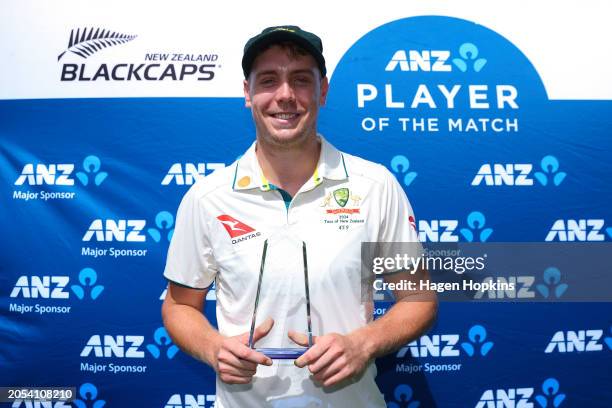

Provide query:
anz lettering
left=385, top=50, right=452, bottom=72
left=471, top=164, right=533, bottom=186
left=476, top=388, right=534, bottom=408
left=473, top=276, right=535, bottom=299
left=418, top=220, right=459, bottom=242
left=161, top=163, right=225, bottom=185
left=545, top=330, right=604, bottom=353
left=82, top=219, right=146, bottom=242
left=80, top=335, right=145, bottom=358
left=396, top=334, right=460, bottom=358
left=14, top=164, right=75, bottom=186
left=10, top=276, right=70, bottom=299
left=164, top=394, right=216, bottom=408
left=545, top=219, right=606, bottom=242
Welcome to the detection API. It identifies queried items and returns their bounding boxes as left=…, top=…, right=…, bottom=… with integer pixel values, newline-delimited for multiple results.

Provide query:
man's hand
left=213, top=318, right=274, bottom=384
left=288, top=330, right=371, bottom=387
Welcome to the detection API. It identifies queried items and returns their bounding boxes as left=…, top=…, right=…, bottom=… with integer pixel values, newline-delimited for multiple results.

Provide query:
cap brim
left=242, top=31, right=326, bottom=78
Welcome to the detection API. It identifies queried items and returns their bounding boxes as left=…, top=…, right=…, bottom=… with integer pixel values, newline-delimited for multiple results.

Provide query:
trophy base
left=256, top=347, right=308, bottom=359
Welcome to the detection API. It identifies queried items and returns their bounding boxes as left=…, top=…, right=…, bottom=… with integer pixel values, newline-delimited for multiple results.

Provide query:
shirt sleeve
left=163, top=185, right=218, bottom=289
left=377, top=166, right=423, bottom=263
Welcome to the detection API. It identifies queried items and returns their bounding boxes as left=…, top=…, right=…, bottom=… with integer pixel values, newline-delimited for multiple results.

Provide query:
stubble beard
left=257, top=119, right=317, bottom=152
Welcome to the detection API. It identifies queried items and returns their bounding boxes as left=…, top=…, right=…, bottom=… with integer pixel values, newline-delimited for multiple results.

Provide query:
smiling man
left=162, top=25, right=436, bottom=407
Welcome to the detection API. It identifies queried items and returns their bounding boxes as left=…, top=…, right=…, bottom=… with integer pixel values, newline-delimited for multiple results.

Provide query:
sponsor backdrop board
left=2, top=1, right=612, bottom=407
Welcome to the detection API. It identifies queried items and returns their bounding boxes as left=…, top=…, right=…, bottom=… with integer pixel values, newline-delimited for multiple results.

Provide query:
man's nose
left=276, top=80, right=295, bottom=103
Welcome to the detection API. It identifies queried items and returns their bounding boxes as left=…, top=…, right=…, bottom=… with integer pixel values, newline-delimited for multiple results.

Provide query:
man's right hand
left=213, top=317, right=275, bottom=384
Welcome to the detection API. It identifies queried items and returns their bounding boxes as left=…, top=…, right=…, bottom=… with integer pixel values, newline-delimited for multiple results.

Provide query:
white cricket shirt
left=164, top=136, right=421, bottom=408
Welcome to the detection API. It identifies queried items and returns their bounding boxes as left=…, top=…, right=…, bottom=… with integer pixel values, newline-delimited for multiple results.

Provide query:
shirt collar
left=232, top=134, right=348, bottom=192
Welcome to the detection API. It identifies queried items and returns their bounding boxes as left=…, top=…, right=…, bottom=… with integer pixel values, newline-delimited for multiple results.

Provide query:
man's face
left=244, top=44, right=329, bottom=148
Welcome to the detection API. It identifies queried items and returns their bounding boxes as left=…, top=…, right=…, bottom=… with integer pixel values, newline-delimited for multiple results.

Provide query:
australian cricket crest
left=320, top=187, right=366, bottom=230
left=333, top=188, right=349, bottom=207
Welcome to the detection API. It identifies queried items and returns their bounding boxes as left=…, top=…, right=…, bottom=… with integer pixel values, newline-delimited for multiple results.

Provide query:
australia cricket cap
left=242, top=25, right=327, bottom=78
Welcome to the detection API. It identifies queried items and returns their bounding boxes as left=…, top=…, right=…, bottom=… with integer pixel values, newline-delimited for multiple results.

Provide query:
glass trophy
left=247, top=229, right=313, bottom=359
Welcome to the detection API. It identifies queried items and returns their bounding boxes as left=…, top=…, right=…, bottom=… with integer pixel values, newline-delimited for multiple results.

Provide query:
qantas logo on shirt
left=217, top=215, right=255, bottom=237
left=216, top=215, right=261, bottom=244
left=409, top=215, right=417, bottom=231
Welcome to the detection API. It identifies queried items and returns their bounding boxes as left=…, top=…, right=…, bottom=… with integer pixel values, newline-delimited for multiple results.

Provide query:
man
left=162, top=25, right=436, bottom=407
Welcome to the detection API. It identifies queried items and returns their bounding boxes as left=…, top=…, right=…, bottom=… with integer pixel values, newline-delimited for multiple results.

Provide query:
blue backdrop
left=2, top=16, right=611, bottom=408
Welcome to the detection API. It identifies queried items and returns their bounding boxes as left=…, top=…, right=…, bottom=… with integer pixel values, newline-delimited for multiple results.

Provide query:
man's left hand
left=288, top=330, right=371, bottom=387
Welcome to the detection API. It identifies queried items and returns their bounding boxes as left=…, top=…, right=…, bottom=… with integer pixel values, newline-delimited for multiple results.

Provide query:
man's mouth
left=271, top=112, right=300, bottom=120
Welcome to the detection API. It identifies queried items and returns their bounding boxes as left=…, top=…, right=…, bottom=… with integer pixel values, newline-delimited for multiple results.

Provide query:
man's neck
left=255, top=134, right=321, bottom=197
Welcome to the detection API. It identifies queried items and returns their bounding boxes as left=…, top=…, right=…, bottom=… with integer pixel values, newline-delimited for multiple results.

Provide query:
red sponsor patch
left=216, top=214, right=255, bottom=238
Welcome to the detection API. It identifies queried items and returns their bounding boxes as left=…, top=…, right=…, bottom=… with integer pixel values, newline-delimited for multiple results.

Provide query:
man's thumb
left=287, top=330, right=311, bottom=347
left=251, top=317, right=274, bottom=343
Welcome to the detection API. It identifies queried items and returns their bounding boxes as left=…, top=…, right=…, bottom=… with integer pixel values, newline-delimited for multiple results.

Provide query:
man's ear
left=319, top=76, right=329, bottom=106
left=243, top=79, right=252, bottom=108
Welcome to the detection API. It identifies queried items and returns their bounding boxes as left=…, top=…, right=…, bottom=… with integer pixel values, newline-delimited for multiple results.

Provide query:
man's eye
left=294, top=77, right=312, bottom=85
left=259, top=78, right=276, bottom=86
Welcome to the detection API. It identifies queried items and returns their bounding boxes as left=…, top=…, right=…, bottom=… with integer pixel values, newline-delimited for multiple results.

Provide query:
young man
left=162, top=25, right=436, bottom=407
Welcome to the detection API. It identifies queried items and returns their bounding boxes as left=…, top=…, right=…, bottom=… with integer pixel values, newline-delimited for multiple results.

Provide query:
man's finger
left=218, top=361, right=256, bottom=377
left=230, top=342, right=272, bottom=366
left=323, top=367, right=351, bottom=388
left=307, top=345, right=340, bottom=374
left=219, top=373, right=254, bottom=385
left=287, top=330, right=310, bottom=347
left=294, top=336, right=328, bottom=368
left=218, top=347, right=258, bottom=371
left=251, top=317, right=275, bottom=344
left=313, top=358, right=343, bottom=383
left=226, top=341, right=272, bottom=365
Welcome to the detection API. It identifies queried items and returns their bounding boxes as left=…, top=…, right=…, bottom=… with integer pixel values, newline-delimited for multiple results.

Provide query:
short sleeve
left=378, top=167, right=421, bottom=243
left=163, top=186, right=218, bottom=289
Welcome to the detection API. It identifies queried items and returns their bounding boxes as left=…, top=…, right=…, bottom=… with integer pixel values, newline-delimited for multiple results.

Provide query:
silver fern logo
left=58, top=26, right=219, bottom=82
left=58, top=27, right=137, bottom=61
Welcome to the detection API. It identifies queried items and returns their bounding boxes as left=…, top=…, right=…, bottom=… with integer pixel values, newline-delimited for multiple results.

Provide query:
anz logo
left=545, top=328, right=612, bottom=353
left=397, top=334, right=460, bottom=358
left=471, top=164, right=534, bottom=186
left=162, top=162, right=225, bottom=185
left=396, top=324, right=493, bottom=358
left=476, top=389, right=535, bottom=408
left=545, top=219, right=609, bottom=241
left=82, top=219, right=147, bottom=242
left=471, top=156, right=567, bottom=187
left=476, top=378, right=566, bottom=408
left=14, top=164, right=75, bottom=186
left=385, top=50, right=451, bottom=72
left=418, top=219, right=459, bottom=242
left=475, top=266, right=573, bottom=300
left=80, top=335, right=146, bottom=358
left=10, top=276, right=70, bottom=299
left=473, top=276, right=535, bottom=300
left=387, top=385, right=420, bottom=408
left=82, top=211, right=175, bottom=243
left=385, top=43, right=487, bottom=73
left=418, top=211, right=493, bottom=242
left=14, top=155, right=108, bottom=186
left=10, top=268, right=103, bottom=300
left=80, top=327, right=179, bottom=359
left=164, top=394, right=216, bottom=408
left=73, top=383, right=106, bottom=408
